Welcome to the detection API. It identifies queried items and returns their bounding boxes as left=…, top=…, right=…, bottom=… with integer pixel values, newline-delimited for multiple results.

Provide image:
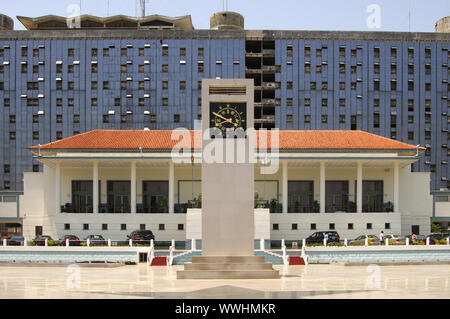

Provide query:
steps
left=177, top=256, right=279, bottom=279
left=150, top=256, right=167, bottom=266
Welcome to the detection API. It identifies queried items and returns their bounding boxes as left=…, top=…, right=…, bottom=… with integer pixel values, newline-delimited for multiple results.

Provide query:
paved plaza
left=0, top=264, right=449, bottom=299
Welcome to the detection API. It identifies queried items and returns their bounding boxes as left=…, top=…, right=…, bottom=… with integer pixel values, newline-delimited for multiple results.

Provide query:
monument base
left=177, top=256, right=279, bottom=279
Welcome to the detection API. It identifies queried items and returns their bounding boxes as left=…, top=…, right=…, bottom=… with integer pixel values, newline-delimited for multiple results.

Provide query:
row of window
left=0, top=46, right=206, bottom=58
left=286, top=45, right=448, bottom=59
left=273, top=222, right=391, bottom=231
left=63, top=223, right=184, bottom=231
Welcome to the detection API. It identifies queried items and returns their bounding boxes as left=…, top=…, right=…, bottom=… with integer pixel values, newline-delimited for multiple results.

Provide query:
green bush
left=47, top=240, right=62, bottom=246
left=412, top=240, right=425, bottom=245
left=326, top=242, right=344, bottom=247
left=28, top=241, right=36, bottom=246
left=306, top=243, right=324, bottom=247
left=349, top=242, right=365, bottom=246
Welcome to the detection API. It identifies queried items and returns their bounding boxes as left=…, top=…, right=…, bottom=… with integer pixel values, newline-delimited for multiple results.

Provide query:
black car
left=8, top=236, right=24, bottom=246
left=85, top=235, right=106, bottom=245
left=61, top=235, right=81, bottom=246
left=127, top=230, right=155, bottom=244
left=305, top=231, right=340, bottom=244
left=33, top=235, right=53, bottom=246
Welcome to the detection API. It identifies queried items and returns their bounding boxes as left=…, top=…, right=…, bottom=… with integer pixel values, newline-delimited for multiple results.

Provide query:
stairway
left=177, top=256, right=279, bottom=279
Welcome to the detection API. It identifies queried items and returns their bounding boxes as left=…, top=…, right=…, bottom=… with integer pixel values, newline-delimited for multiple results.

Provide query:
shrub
left=47, top=240, right=62, bottom=246
left=349, top=242, right=365, bottom=246
left=326, top=242, right=344, bottom=247
left=412, top=240, right=425, bottom=245
left=439, top=239, right=448, bottom=245
left=28, top=241, right=36, bottom=246
left=306, top=243, right=324, bottom=247
left=80, top=242, right=87, bottom=246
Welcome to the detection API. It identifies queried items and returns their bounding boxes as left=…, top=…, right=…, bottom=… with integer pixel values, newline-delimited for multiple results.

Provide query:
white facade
left=19, top=151, right=433, bottom=241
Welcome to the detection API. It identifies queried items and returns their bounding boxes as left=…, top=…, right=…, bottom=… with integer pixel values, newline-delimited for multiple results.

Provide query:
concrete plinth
left=177, top=256, right=279, bottom=279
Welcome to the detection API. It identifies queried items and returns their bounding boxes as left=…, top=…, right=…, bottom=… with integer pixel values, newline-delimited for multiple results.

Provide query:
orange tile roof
left=29, top=130, right=423, bottom=152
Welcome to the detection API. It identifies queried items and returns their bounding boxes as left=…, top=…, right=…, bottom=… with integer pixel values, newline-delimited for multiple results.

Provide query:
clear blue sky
left=3, top=0, right=449, bottom=32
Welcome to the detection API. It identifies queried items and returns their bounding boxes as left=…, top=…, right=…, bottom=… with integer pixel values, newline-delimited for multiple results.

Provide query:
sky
left=2, top=0, right=449, bottom=32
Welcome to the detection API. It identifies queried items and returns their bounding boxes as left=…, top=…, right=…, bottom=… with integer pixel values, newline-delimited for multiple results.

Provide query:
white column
left=394, top=162, right=400, bottom=213
left=169, top=161, right=174, bottom=214
left=320, top=162, right=326, bottom=213
left=357, top=162, right=363, bottom=213
left=131, top=161, right=136, bottom=214
left=55, top=162, right=61, bottom=214
left=282, top=161, right=288, bottom=213
left=93, top=161, right=99, bottom=214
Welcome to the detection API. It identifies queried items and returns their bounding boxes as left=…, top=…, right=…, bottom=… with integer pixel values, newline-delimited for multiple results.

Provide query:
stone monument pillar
left=177, top=79, right=279, bottom=279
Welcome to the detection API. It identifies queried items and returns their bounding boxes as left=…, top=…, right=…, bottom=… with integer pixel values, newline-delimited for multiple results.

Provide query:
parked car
left=383, top=234, right=405, bottom=244
left=305, top=231, right=340, bottom=244
left=349, top=235, right=379, bottom=245
left=8, top=235, right=24, bottom=246
left=60, top=235, right=81, bottom=246
left=85, top=235, right=106, bottom=245
left=405, top=234, right=427, bottom=244
left=33, top=235, right=53, bottom=246
left=127, top=230, right=155, bottom=244
left=428, top=233, right=450, bottom=244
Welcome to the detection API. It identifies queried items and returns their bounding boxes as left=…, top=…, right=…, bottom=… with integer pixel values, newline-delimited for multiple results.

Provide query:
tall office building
left=0, top=11, right=449, bottom=193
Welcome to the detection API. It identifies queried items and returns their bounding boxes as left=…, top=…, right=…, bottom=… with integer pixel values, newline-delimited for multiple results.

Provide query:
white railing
left=281, top=239, right=288, bottom=265
left=167, top=239, right=175, bottom=266
left=147, top=239, right=155, bottom=266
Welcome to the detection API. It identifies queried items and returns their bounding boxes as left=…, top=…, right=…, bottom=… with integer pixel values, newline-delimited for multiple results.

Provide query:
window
left=91, top=63, right=98, bottom=73
left=68, top=48, right=74, bottom=57
left=198, top=62, right=204, bottom=73
left=408, top=63, right=414, bottom=75
left=159, top=224, right=165, bottom=231
left=408, top=48, right=414, bottom=59
left=56, top=131, right=63, bottom=140
left=33, top=65, right=39, bottom=74
left=310, top=223, right=316, bottom=230
left=91, top=48, right=97, bottom=57
left=304, top=115, right=311, bottom=124
left=322, top=82, right=328, bottom=90
left=140, top=224, right=146, bottom=230
left=150, top=114, right=157, bottom=123
left=321, top=115, right=328, bottom=123
left=33, top=115, right=39, bottom=123
left=391, top=114, right=397, bottom=128
left=287, top=45, right=293, bottom=57
left=291, top=223, right=298, bottom=230
left=374, top=47, right=380, bottom=58
left=4, top=165, right=10, bottom=173
left=391, top=63, right=397, bottom=75
left=162, top=64, right=168, bottom=73
left=304, top=98, right=311, bottom=107
left=287, top=98, right=293, bottom=107
left=21, top=63, right=27, bottom=73
left=310, top=82, right=316, bottom=90
left=348, top=223, right=354, bottom=230
left=425, top=83, right=431, bottom=91
left=139, top=81, right=145, bottom=90
left=121, top=115, right=127, bottom=123
left=339, top=63, right=346, bottom=74
left=351, top=82, right=357, bottom=90
left=325, top=181, right=349, bottom=212
left=286, top=114, right=293, bottom=123
left=391, top=47, right=397, bottom=59
left=102, top=224, right=108, bottom=230
left=339, top=115, right=346, bottom=124
left=316, top=48, right=322, bottom=57
left=391, top=80, right=397, bottom=91
left=351, top=65, right=357, bottom=74
left=321, top=98, right=328, bottom=107
left=408, top=99, right=414, bottom=112
left=374, top=63, right=380, bottom=74
left=425, top=64, right=431, bottom=75
left=374, top=112, right=380, bottom=128
left=162, top=98, right=168, bottom=106
left=56, top=64, right=63, bottom=74
left=138, top=64, right=145, bottom=73
left=198, top=48, right=204, bottom=56
left=179, top=47, right=186, bottom=56
left=121, top=48, right=127, bottom=57
left=33, top=164, right=39, bottom=172
left=304, top=46, right=311, bottom=57
left=374, top=80, right=380, bottom=91
left=408, top=132, right=414, bottom=140
left=83, top=224, right=89, bottom=230
left=339, top=98, right=346, bottom=107
left=367, top=223, right=373, bottom=230
left=273, top=224, right=279, bottom=231
left=102, top=115, right=109, bottom=123
left=68, top=65, right=74, bottom=74
left=385, top=223, right=391, bottom=230
left=27, top=82, right=38, bottom=90
left=21, top=46, right=28, bottom=57
left=56, top=114, right=63, bottom=123
left=179, top=81, right=186, bottom=90
left=27, top=99, right=39, bottom=107
left=162, top=45, right=168, bottom=56
left=121, top=224, right=127, bottom=231
left=64, top=224, right=70, bottom=230
left=391, top=131, right=397, bottom=140
left=91, top=81, right=98, bottom=90
left=316, top=65, right=322, bottom=74
left=56, top=98, right=62, bottom=107
left=139, top=48, right=145, bottom=56
left=174, top=114, right=180, bottom=123
left=408, top=115, right=414, bottom=124
left=121, top=81, right=127, bottom=90
left=425, top=47, right=431, bottom=59
left=339, top=46, right=346, bottom=58
left=121, top=64, right=127, bottom=73
left=408, top=80, right=414, bottom=91
left=91, top=98, right=97, bottom=107
left=287, top=81, right=293, bottom=90
left=73, top=115, right=80, bottom=123
left=329, top=223, right=335, bottom=230
left=103, top=48, right=109, bottom=57
left=301, top=62, right=310, bottom=74
left=68, top=81, right=74, bottom=90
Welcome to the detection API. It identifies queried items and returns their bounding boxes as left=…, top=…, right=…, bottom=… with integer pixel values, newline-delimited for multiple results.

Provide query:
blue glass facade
left=0, top=29, right=449, bottom=192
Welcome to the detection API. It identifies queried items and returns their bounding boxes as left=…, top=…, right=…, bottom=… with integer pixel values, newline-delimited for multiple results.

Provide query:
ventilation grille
left=209, top=85, right=246, bottom=95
